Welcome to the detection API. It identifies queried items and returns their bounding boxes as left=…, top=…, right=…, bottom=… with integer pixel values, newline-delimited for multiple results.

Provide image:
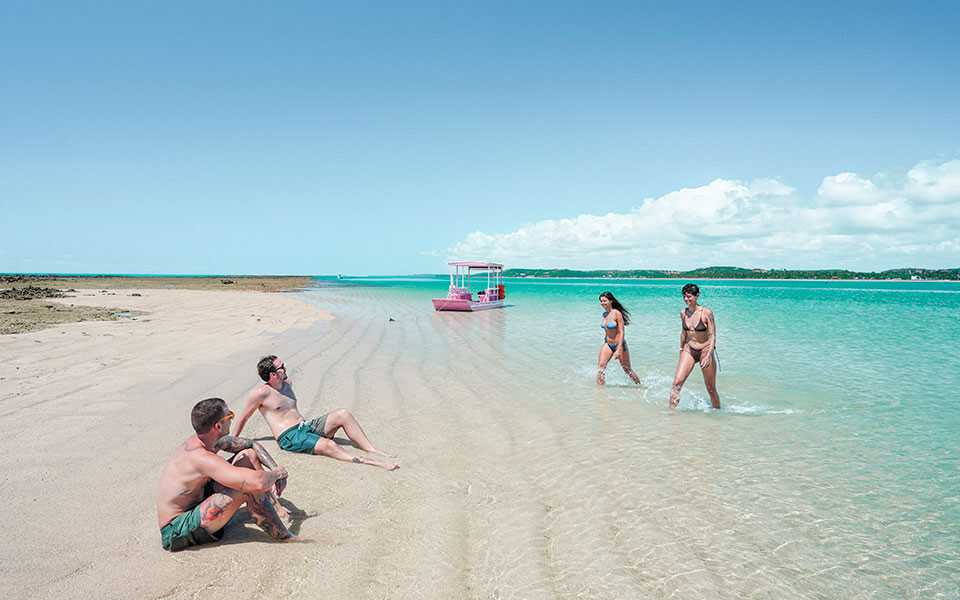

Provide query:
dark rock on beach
left=0, top=286, right=66, bottom=301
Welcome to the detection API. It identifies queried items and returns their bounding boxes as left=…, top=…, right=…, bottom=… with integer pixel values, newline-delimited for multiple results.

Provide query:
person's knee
left=326, top=408, right=350, bottom=425
left=200, top=493, right=239, bottom=528
left=232, top=448, right=258, bottom=468
left=313, top=437, right=337, bottom=455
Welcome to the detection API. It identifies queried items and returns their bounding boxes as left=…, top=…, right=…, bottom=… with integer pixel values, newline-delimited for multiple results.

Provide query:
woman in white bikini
left=669, top=283, right=720, bottom=408
left=597, top=291, right=642, bottom=386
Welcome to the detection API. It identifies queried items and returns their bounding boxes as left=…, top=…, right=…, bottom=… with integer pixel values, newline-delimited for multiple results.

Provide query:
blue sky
left=2, top=2, right=958, bottom=274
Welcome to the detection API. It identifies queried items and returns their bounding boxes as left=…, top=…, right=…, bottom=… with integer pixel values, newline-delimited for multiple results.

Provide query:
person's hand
left=700, top=348, right=713, bottom=369
left=272, top=465, right=289, bottom=495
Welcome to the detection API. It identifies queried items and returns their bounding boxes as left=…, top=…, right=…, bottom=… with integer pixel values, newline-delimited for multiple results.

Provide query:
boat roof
left=448, top=260, right=503, bottom=269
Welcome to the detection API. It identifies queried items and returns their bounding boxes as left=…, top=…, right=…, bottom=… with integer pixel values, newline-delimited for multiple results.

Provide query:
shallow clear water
left=302, top=277, right=960, bottom=598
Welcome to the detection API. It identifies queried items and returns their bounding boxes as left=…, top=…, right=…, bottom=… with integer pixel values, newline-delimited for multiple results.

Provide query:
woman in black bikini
left=597, top=291, right=642, bottom=386
left=670, top=283, right=720, bottom=408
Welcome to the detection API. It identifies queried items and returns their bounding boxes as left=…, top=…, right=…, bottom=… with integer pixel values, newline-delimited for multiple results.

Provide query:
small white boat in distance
left=432, top=261, right=506, bottom=312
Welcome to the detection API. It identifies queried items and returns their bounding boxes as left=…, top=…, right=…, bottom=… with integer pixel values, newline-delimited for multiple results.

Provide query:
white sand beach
left=0, top=289, right=344, bottom=598
left=4, top=286, right=575, bottom=599
left=3, top=282, right=957, bottom=600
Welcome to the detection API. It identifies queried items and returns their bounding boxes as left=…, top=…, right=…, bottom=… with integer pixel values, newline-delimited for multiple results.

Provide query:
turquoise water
left=305, top=277, right=959, bottom=597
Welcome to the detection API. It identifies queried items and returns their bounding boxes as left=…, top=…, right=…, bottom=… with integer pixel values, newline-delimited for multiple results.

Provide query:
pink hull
left=432, top=298, right=505, bottom=312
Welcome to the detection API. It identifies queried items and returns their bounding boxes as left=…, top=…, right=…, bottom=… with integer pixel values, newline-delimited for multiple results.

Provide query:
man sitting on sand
left=233, top=355, right=399, bottom=471
left=156, top=397, right=292, bottom=551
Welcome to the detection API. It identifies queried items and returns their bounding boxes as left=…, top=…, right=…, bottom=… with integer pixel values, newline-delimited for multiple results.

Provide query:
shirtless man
left=156, top=397, right=292, bottom=551
left=233, top=355, right=399, bottom=471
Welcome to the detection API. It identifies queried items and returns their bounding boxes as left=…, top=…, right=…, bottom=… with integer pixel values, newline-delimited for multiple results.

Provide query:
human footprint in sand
left=596, top=291, right=642, bottom=386
left=156, top=397, right=292, bottom=551
left=233, top=355, right=399, bottom=471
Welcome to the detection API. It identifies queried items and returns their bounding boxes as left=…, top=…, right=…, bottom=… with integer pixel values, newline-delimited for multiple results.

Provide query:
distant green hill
left=503, top=266, right=960, bottom=280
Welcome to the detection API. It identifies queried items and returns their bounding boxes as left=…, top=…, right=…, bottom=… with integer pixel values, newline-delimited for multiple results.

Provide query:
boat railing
left=477, top=288, right=500, bottom=302
left=448, top=286, right=472, bottom=300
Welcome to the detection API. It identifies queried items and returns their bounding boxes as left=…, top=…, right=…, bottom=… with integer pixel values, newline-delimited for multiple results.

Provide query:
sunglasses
left=219, top=410, right=235, bottom=424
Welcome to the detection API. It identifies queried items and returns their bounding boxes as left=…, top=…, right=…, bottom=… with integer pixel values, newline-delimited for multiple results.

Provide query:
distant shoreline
left=3, top=272, right=958, bottom=283
left=501, top=266, right=960, bottom=282
left=500, top=276, right=959, bottom=283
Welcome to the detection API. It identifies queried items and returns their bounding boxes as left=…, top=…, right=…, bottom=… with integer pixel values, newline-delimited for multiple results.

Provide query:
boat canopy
left=448, top=260, right=503, bottom=269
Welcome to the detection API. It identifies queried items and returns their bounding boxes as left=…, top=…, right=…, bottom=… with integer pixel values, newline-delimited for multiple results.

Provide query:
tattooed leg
left=198, top=492, right=243, bottom=534
left=244, top=491, right=292, bottom=539
left=218, top=436, right=289, bottom=497
left=314, top=437, right=399, bottom=471
left=232, top=451, right=292, bottom=533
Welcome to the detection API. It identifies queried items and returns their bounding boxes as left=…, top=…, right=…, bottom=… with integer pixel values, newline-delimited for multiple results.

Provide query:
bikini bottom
left=606, top=340, right=628, bottom=352
left=686, top=346, right=720, bottom=370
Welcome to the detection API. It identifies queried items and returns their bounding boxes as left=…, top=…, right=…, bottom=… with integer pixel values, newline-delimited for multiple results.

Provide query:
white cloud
left=905, top=160, right=960, bottom=204
left=449, top=159, right=960, bottom=270
left=817, top=172, right=888, bottom=205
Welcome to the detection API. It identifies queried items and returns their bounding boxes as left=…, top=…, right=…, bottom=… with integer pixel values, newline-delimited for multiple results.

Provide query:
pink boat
left=432, top=261, right=507, bottom=312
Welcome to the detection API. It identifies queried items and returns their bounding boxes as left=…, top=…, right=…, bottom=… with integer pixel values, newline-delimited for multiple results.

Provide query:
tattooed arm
left=213, top=435, right=254, bottom=454
left=214, top=435, right=288, bottom=495
left=195, top=453, right=291, bottom=539
left=250, top=439, right=288, bottom=496
left=198, top=452, right=282, bottom=495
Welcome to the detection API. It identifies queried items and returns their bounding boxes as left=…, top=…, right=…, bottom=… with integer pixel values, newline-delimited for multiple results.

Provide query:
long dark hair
left=599, top=291, right=631, bottom=325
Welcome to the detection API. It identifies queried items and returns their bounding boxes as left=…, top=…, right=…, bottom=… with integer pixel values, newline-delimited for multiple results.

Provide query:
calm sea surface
left=302, top=277, right=959, bottom=598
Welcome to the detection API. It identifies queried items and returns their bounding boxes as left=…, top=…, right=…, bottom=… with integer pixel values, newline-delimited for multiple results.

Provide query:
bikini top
left=683, top=308, right=708, bottom=332
left=601, top=311, right=618, bottom=330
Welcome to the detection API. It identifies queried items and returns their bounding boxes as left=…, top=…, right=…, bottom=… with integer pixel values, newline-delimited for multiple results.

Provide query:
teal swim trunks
left=277, top=415, right=330, bottom=454
left=159, top=483, right=224, bottom=551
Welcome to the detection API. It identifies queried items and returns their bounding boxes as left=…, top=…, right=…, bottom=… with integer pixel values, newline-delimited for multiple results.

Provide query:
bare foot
left=352, top=456, right=400, bottom=470
left=269, top=493, right=291, bottom=524
left=669, top=386, right=681, bottom=408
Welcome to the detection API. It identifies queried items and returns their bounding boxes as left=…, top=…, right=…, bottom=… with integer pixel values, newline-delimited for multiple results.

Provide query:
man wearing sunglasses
left=233, top=355, right=398, bottom=470
left=156, top=397, right=292, bottom=551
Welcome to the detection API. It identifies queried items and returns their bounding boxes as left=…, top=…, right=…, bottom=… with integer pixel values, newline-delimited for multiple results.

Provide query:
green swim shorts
left=159, top=483, right=225, bottom=551
left=277, top=415, right=330, bottom=454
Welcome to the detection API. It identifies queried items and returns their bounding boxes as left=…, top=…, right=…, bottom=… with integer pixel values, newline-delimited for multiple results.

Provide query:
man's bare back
left=156, top=438, right=219, bottom=528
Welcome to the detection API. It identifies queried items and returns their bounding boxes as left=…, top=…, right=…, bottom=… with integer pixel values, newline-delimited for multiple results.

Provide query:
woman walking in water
left=597, top=291, right=642, bottom=385
left=670, top=283, right=720, bottom=408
